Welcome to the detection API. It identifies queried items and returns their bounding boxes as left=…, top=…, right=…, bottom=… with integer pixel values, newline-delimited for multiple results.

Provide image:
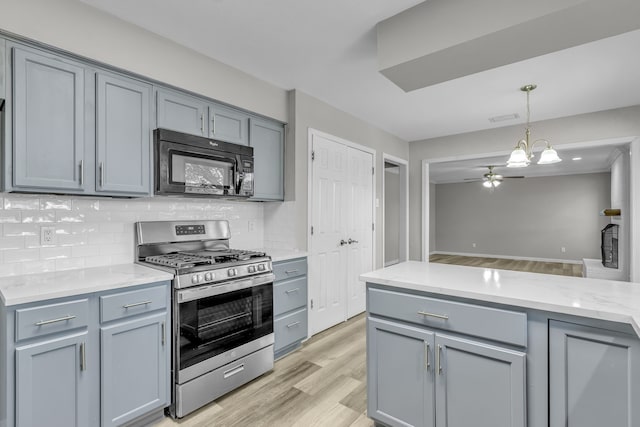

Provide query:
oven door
left=175, top=274, right=274, bottom=383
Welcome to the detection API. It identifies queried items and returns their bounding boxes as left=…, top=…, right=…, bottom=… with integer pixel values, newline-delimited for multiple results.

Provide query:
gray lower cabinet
left=367, top=317, right=526, bottom=427
left=549, top=320, right=640, bottom=427
left=250, top=118, right=284, bottom=201
left=15, top=331, right=90, bottom=427
left=0, top=281, right=170, bottom=427
left=12, top=46, right=85, bottom=192
left=273, top=257, right=308, bottom=359
left=96, top=72, right=151, bottom=195
left=7, top=44, right=153, bottom=196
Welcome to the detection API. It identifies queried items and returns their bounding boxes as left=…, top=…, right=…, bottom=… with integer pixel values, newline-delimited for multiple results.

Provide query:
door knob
left=348, top=238, right=359, bottom=244
left=339, top=239, right=348, bottom=246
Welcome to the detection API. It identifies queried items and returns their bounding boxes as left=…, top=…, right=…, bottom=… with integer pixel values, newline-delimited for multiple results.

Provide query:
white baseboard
left=431, top=251, right=583, bottom=265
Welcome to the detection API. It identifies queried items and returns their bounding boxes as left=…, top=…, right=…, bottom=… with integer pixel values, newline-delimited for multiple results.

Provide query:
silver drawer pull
left=224, top=364, right=245, bottom=379
left=286, top=321, right=301, bottom=328
left=425, top=342, right=430, bottom=371
left=123, top=300, right=152, bottom=309
left=285, top=288, right=300, bottom=294
left=80, top=342, right=87, bottom=371
left=437, top=344, right=443, bottom=375
left=285, top=269, right=299, bottom=274
left=35, top=314, right=76, bottom=326
left=418, top=311, right=449, bottom=320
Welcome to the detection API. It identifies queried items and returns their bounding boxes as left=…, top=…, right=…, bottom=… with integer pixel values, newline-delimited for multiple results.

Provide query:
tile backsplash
left=0, top=193, right=265, bottom=277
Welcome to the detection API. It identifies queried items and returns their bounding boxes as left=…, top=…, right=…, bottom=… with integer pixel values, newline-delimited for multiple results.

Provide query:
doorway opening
left=383, top=154, right=409, bottom=267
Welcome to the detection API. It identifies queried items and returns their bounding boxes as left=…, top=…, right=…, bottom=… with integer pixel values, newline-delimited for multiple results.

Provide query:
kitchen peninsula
left=361, top=261, right=640, bottom=427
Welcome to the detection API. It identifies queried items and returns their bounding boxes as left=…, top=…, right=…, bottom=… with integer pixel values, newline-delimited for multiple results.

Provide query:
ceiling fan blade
left=504, top=176, right=525, bottom=179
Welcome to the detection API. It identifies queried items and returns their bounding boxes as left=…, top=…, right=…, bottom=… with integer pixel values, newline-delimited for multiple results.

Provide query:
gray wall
left=279, top=89, right=409, bottom=268
left=410, top=105, right=640, bottom=260
left=0, top=0, right=287, bottom=122
left=384, top=165, right=400, bottom=265
left=434, top=173, right=611, bottom=261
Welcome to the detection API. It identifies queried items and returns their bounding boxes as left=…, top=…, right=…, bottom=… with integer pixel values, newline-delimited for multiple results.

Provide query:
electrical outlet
left=40, top=226, right=56, bottom=245
left=561, top=247, right=566, bottom=253
left=472, top=243, right=477, bottom=248
left=248, top=220, right=255, bottom=232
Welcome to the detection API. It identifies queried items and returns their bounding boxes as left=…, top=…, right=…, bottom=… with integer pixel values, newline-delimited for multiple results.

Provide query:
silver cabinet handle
left=418, top=311, right=449, bottom=320
left=79, top=160, right=84, bottom=185
left=161, top=321, right=166, bottom=346
left=99, top=162, right=104, bottom=187
left=211, top=116, right=216, bottom=135
left=123, top=300, right=152, bottom=309
left=286, top=321, right=301, bottom=328
left=80, top=342, right=86, bottom=371
left=285, top=288, right=300, bottom=294
left=223, top=363, right=245, bottom=379
left=425, top=342, right=430, bottom=371
left=339, top=239, right=348, bottom=246
left=285, top=269, right=299, bottom=275
left=348, top=238, right=359, bottom=244
left=35, top=314, right=76, bottom=326
left=437, top=344, right=443, bottom=375
left=200, top=113, right=204, bottom=134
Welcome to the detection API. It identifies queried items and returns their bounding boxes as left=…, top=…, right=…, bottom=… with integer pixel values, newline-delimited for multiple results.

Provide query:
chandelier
left=506, top=84, right=562, bottom=168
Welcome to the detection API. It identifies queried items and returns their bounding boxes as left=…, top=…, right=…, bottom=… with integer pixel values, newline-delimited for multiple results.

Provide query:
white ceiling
left=79, top=0, right=640, bottom=144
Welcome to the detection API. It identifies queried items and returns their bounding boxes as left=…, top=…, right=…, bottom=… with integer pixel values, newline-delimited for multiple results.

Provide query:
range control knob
left=191, top=275, right=200, bottom=284
left=257, top=264, right=266, bottom=272
left=204, top=272, right=213, bottom=281
left=227, top=268, right=236, bottom=277
left=248, top=265, right=256, bottom=273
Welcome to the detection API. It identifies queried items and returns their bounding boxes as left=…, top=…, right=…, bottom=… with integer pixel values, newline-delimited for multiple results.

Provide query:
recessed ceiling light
left=572, top=157, right=582, bottom=161
left=488, top=113, right=520, bottom=123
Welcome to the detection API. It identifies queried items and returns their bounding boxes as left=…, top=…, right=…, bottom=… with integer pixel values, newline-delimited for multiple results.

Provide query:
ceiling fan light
left=492, top=180, right=501, bottom=187
left=507, top=148, right=529, bottom=168
left=538, top=146, right=562, bottom=164
left=482, top=180, right=493, bottom=188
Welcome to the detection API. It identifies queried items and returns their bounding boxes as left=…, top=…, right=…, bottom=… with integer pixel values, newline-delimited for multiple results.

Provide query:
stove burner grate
left=144, top=253, right=214, bottom=268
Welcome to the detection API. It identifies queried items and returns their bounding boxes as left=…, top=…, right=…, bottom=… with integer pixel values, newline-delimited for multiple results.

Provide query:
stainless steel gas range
left=135, top=220, right=274, bottom=418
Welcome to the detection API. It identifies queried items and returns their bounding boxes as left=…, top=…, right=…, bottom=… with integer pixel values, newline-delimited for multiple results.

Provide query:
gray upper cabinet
left=12, top=47, right=85, bottom=191
left=156, top=89, right=209, bottom=137
left=210, top=104, right=249, bottom=145
left=434, top=334, right=526, bottom=427
left=96, top=72, right=151, bottom=195
left=250, top=118, right=284, bottom=200
left=549, top=320, right=640, bottom=427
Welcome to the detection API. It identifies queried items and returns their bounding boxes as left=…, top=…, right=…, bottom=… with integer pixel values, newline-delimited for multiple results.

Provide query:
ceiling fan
left=465, top=166, right=524, bottom=188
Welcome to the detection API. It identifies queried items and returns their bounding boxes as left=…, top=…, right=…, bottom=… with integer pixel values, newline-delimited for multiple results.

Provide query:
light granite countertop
left=361, top=261, right=640, bottom=337
left=257, top=248, right=308, bottom=263
left=0, top=264, right=174, bottom=306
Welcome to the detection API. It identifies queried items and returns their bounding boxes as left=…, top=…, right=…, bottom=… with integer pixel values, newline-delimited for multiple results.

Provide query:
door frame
left=382, top=153, right=409, bottom=266
left=307, top=127, right=376, bottom=336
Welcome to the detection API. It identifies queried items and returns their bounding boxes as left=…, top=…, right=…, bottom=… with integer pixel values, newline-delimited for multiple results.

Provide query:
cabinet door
left=101, top=312, right=168, bottom=427
left=96, top=72, right=151, bottom=195
left=549, top=320, right=640, bottom=427
left=434, top=334, right=526, bottom=427
left=368, top=317, right=435, bottom=427
left=15, top=331, right=89, bottom=427
left=13, top=47, right=85, bottom=191
left=249, top=118, right=284, bottom=200
left=210, top=104, right=249, bottom=145
left=156, top=89, right=208, bottom=136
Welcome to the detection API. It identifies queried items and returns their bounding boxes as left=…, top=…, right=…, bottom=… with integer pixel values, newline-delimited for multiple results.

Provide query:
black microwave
left=154, top=128, right=254, bottom=198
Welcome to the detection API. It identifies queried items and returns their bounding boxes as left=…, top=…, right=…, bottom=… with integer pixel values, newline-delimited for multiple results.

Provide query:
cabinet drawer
left=100, top=284, right=167, bottom=323
left=273, top=258, right=307, bottom=282
left=274, top=309, right=307, bottom=351
left=274, top=277, right=307, bottom=316
left=16, top=299, right=89, bottom=341
left=368, top=288, right=527, bottom=347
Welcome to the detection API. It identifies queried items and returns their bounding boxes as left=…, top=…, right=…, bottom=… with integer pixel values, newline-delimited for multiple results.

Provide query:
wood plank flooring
left=154, top=314, right=371, bottom=427
left=429, top=253, right=583, bottom=277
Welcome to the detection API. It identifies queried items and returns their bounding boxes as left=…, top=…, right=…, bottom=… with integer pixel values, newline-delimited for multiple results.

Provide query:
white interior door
left=309, top=133, right=349, bottom=334
left=309, top=130, right=374, bottom=335
left=346, top=148, right=373, bottom=318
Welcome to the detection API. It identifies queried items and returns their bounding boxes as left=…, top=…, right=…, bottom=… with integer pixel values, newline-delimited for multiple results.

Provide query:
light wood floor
left=154, top=314, right=370, bottom=427
left=429, top=253, right=583, bottom=277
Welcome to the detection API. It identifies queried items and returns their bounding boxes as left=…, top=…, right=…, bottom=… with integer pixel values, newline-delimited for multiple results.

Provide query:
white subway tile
left=40, top=246, right=72, bottom=260
left=0, top=263, right=23, bottom=277
left=40, top=197, right=72, bottom=211
left=88, top=233, right=115, bottom=245
left=0, top=236, right=25, bottom=250
left=56, top=212, right=86, bottom=223
left=58, top=234, right=88, bottom=246
left=0, top=211, right=21, bottom=223
left=4, top=195, right=40, bottom=210
left=4, top=248, right=40, bottom=263
left=72, top=199, right=100, bottom=211
left=3, top=224, right=39, bottom=237
left=99, top=222, right=125, bottom=233
left=22, top=212, right=56, bottom=223
left=72, top=245, right=100, bottom=258
left=84, top=255, right=112, bottom=268
left=22, top=260, right=57, bottom=274
left=55, top=258, right=85, bottom=271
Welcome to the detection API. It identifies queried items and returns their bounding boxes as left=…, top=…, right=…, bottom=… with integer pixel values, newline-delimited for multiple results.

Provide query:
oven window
left=178, top=283, right=273, bottom=370
left=170, top=152, right=234, bottom=191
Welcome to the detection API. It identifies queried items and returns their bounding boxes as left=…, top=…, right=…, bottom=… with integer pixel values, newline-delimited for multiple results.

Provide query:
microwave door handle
left=235, top=156, right=243, bottom=195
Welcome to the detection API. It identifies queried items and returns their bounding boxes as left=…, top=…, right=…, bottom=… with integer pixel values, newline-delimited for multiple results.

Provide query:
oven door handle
left=177, top=273, right=274, bottom=302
